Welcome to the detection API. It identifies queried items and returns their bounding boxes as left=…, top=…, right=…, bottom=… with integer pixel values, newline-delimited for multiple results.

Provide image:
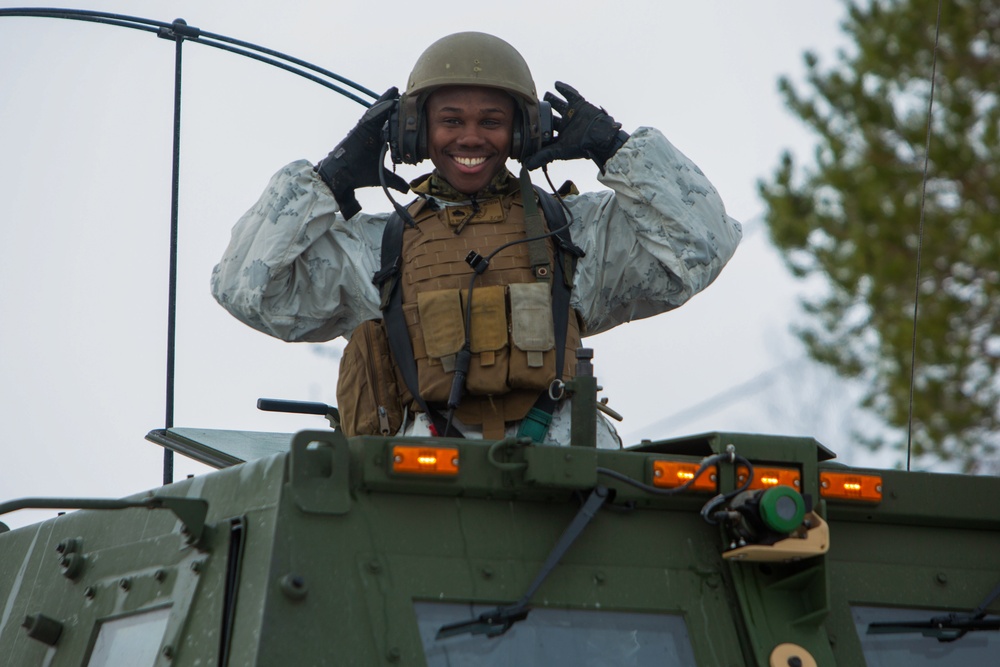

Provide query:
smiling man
left=424, top=87, right=514, bottom=194
left=212, top=32, right=742, bottom=447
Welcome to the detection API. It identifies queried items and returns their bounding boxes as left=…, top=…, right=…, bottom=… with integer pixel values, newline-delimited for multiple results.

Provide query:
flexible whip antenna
left=905, top=0, right=943, bottom=471
left=0, top=9, right=379, bottom=484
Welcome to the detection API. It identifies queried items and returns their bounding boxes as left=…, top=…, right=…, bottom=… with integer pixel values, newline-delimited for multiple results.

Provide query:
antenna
left=905, top=0, right=943, bottom=471
left=161, top=19, right=187, bottom=485
left=0, top=9, right=379, bottom=485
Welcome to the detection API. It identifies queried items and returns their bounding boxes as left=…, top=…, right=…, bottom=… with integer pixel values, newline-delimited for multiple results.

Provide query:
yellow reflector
left=737, top=465, right=801, bottom=491
left=820, top=471, right=883, bottom=502
left=652, top=461, right=717, bottom=492
left=391, top=446, right=459, bottom=476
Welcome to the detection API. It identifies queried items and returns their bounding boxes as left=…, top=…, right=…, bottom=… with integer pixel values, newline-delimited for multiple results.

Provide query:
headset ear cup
left=392, top=95, right=425, bottom=165
left=512, top=106, right=536, bottom=162
left=511, top=109, right=525, bottom=161
left=536, top=100, right=553, bottom=151
left=415, top=107, right=428, bottom=163
left=388, top=99, right=402, bottom=164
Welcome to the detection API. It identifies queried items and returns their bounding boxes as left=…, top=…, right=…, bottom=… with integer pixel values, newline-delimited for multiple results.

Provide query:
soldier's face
left=425, top=86, right=515, bottom=195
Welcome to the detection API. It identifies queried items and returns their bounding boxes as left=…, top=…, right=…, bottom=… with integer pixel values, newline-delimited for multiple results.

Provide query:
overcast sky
left=1, top=0, right=900, bottom=530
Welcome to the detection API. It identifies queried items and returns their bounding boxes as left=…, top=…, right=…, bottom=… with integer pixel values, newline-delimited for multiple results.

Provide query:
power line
left=625, top=357, right=803, bottom=438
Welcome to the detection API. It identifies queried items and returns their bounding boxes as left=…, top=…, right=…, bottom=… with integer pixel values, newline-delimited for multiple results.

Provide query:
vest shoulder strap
left=532, top=186, right=584, bottom=289
left=522, top=188, right=580, bottom=437
left=373, top=210, right=458, bottom=436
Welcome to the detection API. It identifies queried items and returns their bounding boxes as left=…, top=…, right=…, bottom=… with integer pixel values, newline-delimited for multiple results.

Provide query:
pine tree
left=759, top=0, right=1000, bottom=471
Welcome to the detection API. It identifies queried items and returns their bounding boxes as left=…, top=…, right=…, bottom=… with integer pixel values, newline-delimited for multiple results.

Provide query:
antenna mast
left=905, top=0, right=943, bottom=471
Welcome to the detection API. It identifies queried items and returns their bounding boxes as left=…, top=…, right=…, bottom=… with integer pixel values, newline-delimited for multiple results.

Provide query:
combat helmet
left=390, top=32, right=550, bottom=164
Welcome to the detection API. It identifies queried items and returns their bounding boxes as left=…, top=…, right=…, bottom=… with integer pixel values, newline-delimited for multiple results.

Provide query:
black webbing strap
left=525, top=188, right=585, bottom=424
left=436, top=486, right=610, bottom=639
left=519, top=168, right=552, bottom=279
left=375, top=211, right=461, bottom=437
left=535, top=186, right=583, bottom=289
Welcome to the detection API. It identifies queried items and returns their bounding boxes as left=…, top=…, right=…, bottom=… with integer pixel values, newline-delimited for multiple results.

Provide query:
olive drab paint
left=2, top=368, right=999, bottom=666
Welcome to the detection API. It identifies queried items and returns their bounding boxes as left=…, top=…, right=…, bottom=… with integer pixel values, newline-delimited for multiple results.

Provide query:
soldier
left=212, top=32, right=742, bottom=448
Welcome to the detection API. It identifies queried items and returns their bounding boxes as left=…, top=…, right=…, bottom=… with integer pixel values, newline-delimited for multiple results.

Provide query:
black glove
left=524, top=82, right=630, bottom=171
left=316, top=87, right=409, bottom=219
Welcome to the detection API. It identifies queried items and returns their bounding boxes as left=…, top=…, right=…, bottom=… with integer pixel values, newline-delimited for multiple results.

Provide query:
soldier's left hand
left=524, top=82, right=629, bottom=171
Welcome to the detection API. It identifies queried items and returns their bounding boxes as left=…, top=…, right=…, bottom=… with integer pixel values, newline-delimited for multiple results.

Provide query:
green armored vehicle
left=2, top=349, right=999, bottom=666
left=3, top=9, right=998, bottom=667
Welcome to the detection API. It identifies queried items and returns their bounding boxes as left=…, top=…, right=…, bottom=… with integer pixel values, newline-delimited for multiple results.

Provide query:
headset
left=387, top=93, right=553, bottom=166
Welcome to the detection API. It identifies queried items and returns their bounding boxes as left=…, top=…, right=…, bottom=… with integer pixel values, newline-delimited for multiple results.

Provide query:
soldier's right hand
left=315, top=87, right=409, bottom=219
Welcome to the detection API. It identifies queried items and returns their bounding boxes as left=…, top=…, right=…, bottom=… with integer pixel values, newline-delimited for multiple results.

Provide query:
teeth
left=455, top=156, right=487, bottom=167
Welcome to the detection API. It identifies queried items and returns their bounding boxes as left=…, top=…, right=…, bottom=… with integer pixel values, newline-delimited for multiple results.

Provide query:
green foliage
left=759, top=0, right=1000, bottom=472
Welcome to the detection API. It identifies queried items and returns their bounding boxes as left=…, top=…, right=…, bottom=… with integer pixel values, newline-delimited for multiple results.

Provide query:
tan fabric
left=396, top=185, right=581, bottom=427
left=335, top=319, right=407, bottom=437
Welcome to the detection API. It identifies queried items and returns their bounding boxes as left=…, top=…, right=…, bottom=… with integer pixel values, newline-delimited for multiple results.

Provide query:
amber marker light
left=651, top=461, right=718, bottom=492
left=819, top=471, right=883, bottom=502
left=391, top=446, right=460, bottom=476
left=737, top=465, right=801, bottom=491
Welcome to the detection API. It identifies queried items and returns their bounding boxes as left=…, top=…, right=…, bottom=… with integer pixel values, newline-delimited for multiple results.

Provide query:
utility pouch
left=414, top=289, right=466, bottom=402
left=336, top=319, right=404, bottom=437
left=509, top=282, right=556, bottom=390
left=462, top=285, right=510, bottom=395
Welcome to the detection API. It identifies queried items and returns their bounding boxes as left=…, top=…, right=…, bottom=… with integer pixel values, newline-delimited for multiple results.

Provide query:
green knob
left=759, top=486, right=806, bottom=534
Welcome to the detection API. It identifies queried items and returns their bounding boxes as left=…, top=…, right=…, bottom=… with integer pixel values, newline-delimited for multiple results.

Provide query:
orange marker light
left=737, top=465, right=801, bottom=491
left=819, top=471, right=883, bottom=502
left=652, top=461, right=717, bottom=492
left=391, top=446, right=459, bottom=476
